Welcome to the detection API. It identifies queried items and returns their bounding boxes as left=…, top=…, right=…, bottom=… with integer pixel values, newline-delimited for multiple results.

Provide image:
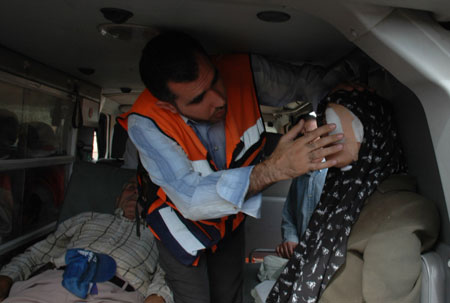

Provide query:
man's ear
left=156, top=100, right=178, bottom=114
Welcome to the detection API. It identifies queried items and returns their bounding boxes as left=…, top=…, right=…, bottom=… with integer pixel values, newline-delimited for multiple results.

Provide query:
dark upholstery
left=111, top=123, right=128, bottom=159
left=96, top=113, right=107, bottom=159
left=244, top=262, right=261, bottom=303
left=58, top=161, right=136, bottom=223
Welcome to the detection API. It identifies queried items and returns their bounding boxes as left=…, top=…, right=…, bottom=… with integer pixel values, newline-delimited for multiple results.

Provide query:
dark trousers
left=156, top=224, right=245, bottom=303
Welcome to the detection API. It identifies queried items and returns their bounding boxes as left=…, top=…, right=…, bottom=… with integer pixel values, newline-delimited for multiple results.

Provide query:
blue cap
left=62, top=248, right=117, bottom=298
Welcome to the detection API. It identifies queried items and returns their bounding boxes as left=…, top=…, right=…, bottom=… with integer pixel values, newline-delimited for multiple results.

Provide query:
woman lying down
left=266, top=89, right=440, bottom=303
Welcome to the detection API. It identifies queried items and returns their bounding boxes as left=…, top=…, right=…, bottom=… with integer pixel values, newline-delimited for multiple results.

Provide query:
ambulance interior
left=0, top=0, right=450, bottom=302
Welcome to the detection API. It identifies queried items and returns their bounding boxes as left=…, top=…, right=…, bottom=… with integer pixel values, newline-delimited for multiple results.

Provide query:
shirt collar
left=115, top=208, right=148, bottom=225
left=180, top=114, right=189, bottom=123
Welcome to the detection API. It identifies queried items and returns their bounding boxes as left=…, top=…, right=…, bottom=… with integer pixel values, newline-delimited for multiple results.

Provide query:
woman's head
left=323, top=103, right=363, bottom=168
left=317, top=89, right=405, bottom=174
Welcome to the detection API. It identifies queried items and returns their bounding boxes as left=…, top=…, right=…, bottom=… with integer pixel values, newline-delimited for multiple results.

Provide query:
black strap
left=109, top=276, right=135, bottom=292
left=72, top=94, right=83, bottom=128
left=36, top=263, right=135, bottom=292
left=57, top=264, right=134, bottom=292
left=135, top=157, right=160, bottom=237
left=135, top=200, right=141, bottom=238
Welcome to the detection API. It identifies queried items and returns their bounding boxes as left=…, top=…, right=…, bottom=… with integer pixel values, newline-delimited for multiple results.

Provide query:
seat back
left=249, top=252, right=446, bottom=303
left=111, top=123, right=128, bottom=159
left=58, top=161, right=136, bottom=223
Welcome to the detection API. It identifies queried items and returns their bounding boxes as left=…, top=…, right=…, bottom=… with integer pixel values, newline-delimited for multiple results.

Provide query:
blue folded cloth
left=62, top=248, right=117, bottom=298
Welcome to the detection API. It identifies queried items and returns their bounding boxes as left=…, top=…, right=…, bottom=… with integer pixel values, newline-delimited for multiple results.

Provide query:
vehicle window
left=0, top=78, right=75, bottom=259
left=0, top=165, right=68, bottom=245
left=0, top=81, right=73, bottom=159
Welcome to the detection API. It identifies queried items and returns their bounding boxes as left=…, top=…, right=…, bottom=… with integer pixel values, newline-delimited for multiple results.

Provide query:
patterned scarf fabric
left=266, top=90, right=406, bottom=303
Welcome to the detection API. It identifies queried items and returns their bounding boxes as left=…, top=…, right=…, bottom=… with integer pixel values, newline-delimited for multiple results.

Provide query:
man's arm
left=0, top=213, right=91, bottom=283
left=129, top=115, right=257, bottom=221
left=280, top=177, right=301, bottom=244
left=276, top=177, right=300, bottom=259
left=247, top=121, right=342, bottom=196
left=129, top=116, right=342, bottom=221
left=144, top=264, right=173, bottom=303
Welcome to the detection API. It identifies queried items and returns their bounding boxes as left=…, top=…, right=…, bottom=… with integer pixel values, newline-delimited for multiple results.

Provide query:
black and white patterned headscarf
left=267, top=90, right=406, bottom=303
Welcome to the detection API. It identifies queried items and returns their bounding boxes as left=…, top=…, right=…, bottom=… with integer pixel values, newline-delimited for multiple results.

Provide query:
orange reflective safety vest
left=117, top=54, right=266, bottom=266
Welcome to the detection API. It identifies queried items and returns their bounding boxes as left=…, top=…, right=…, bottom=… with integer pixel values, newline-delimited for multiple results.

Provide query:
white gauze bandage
left=325, top=107, right=364, bottom=143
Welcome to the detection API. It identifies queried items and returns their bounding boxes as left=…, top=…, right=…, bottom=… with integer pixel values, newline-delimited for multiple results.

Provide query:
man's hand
left=247, top=121, right=343, bottom=197
left=0, top=275, right=13, bottom=302
left=276, top=242, right=298, bottom=259
left=144, top=294, right=165, bottom=303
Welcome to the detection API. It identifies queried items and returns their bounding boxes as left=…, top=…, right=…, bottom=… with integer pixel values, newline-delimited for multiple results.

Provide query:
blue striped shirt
left=281, top=169, right=327, bottom=243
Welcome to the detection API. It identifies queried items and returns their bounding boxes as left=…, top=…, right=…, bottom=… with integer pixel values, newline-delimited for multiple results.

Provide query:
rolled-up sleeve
left=128, top=115, right=261, bottom=221
left=281, top=179, right=301, bottom=244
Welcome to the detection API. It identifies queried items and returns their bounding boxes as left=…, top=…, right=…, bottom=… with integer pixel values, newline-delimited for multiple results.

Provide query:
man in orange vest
left=118, top=31, right=348, bottom=303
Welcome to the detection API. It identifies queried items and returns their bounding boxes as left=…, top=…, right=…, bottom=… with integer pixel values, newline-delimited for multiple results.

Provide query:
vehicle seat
left=111, top=122, right=128, bottom=159
left=58, top=161, right=136, bottom=223
left=421, top=252, right=445, bottom=303
left=96, top=123, right=128, bottom=167
left=249, top=252, right=446, bottom=303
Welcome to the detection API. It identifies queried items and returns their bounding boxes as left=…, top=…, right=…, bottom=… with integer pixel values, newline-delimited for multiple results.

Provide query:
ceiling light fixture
left=120, top=87, right=132, bottom=93
left=257, top=11, right=291, bottom=23
left=100, top=7, right=133, bottom=24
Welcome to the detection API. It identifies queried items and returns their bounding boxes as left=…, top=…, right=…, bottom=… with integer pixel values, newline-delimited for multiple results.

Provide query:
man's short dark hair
left=139, top=31, right=208, bottom=103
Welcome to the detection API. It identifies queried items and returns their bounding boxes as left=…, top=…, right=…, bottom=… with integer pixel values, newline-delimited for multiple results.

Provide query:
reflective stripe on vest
left=118, top=54, right=265, bottom=265
left=235, top=117, right=265, bottom=162
left=159, top=207, right=206, bottom=255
